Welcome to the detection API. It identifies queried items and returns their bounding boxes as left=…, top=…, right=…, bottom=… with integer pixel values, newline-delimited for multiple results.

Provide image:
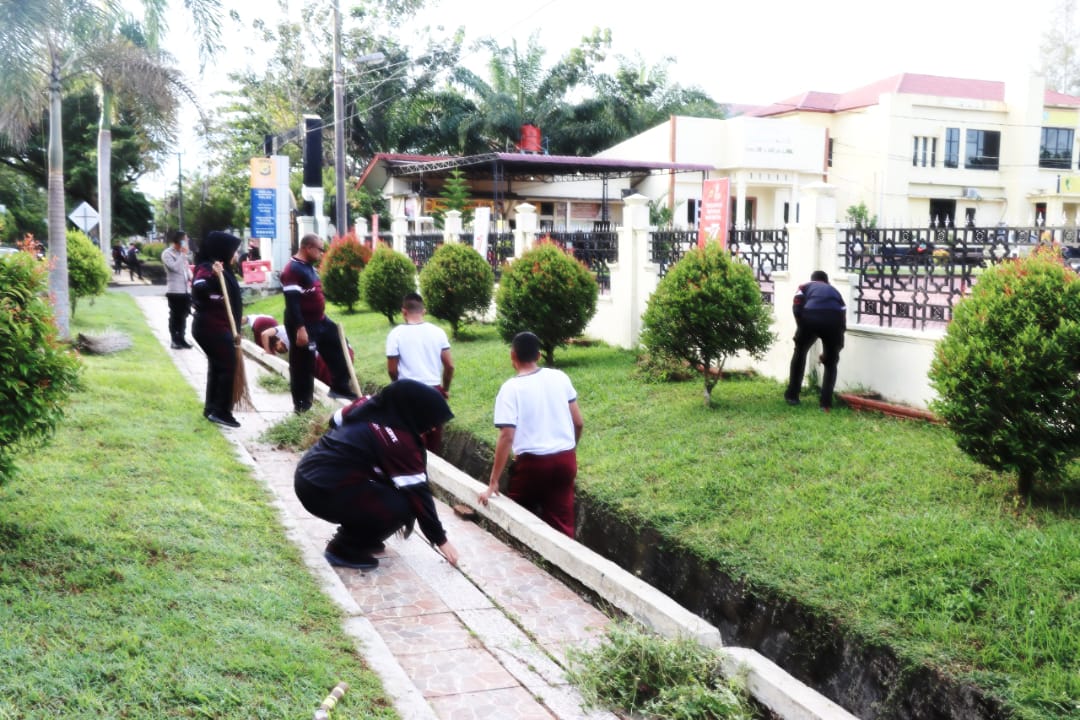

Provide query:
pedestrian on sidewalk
left=162, top=230, right=193, bottom=349
left=478, top=331, right=584, bottom=538
left=125, top=242, right=143, bottom=281
left=385, top=292, right=454, bottom=453
left=281, top=233, right=357, bottom=413
left=784, top=270, right=847, bottom=411
left=294, top=380, right=460, bottom=571
left=191, top=230, right=243, bottom=428
left=111, top=244, right=124, bottom=275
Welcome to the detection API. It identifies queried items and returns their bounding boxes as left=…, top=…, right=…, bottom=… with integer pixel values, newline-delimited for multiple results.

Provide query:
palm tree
left=0, top=0, right=220, bottom=339
left=87, top=17, right=196, bottom=256
left=0, top=0, right=122, bottom=339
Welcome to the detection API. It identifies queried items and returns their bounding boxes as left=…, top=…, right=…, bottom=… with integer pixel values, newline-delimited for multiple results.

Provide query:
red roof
left=750, top=73, right=1080, bottom=116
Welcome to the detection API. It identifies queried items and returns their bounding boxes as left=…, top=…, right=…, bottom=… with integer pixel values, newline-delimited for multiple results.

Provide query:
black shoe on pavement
left=178, top=340, right=194, bottom=349
left=207, top=413, right=241, bottom=428
left=324, top=549, right=378, bottom=570
left=327, top=389, right=358, bottom=401
left=171, top=341, right=188, bottom=349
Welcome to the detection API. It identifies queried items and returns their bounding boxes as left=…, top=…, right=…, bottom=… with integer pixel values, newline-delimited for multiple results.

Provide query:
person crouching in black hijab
left=191, top=231, right=243, bottom=428
left=295, top=380, right=460, bottom=571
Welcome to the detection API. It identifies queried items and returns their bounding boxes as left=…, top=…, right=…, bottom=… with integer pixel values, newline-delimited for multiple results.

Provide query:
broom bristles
left=231, top=344, right=254, bottom=412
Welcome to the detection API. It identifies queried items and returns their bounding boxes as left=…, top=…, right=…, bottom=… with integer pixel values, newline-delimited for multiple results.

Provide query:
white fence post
left=514, top=202, right=538, bottom=258
left=391, top=215, right=408, bottom=254
left=445, top=209, right=463, bottom=242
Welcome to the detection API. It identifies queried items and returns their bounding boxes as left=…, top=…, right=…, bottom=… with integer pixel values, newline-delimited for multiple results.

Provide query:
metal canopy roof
left=378, top=152, right=713, bottom=182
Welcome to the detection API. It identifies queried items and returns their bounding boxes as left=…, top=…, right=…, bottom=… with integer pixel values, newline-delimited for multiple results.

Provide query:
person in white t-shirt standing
left=385, top=292, right=455, bottom=453
left=478, top=331, right=584, bottom=538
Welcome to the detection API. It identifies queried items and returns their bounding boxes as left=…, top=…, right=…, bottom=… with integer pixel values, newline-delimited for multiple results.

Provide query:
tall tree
left=0, top=0, right=121, bottom=339
left=1040, top=0, right=1080, bottom=94
left=86, top=16, right=194, bottom=253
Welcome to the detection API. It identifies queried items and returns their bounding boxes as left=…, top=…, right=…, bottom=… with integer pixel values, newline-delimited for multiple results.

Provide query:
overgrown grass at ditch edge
left=244, top=293, right=1080, bottom=720
left=0, top=292, right=397, bottom=719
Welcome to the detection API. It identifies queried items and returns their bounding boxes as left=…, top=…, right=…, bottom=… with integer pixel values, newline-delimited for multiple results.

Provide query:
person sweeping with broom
left=191, top=230, right=247, bottom=428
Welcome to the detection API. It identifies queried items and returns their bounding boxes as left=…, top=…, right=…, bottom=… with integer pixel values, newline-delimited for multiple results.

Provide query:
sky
left=142, top=0, right=1059, bottom=195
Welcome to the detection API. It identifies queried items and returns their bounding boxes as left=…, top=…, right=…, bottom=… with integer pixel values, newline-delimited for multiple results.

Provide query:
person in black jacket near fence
left=784, top=270, right=847, bottom=411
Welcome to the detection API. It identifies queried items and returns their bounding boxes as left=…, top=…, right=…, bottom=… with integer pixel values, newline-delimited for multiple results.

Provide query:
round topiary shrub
left=66, top=228, right=110, bottom=317
left=640, top=241, right=774, bottom=407
left=495, top=240, right=598, bottom=365
left=419, top=242, right=494, bottom=338
left=929, top=247, right=1080, bottom=496
left=362, top=244, right=417, bottom=324
left=320, top=233, right=373, bottom=313
left=0, top=252, right=82, bottom=482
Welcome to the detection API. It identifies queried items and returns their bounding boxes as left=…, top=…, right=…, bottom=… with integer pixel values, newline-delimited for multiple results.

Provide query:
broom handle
left=214, top=266, right=241, bottom=339
left=337, top=322, right=362, bottom=397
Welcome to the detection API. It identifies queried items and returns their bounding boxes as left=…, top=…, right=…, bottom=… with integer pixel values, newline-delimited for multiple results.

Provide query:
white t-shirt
left=385, top=322, right=450, bottom=386
left=493, top=368, right=577, bottom=456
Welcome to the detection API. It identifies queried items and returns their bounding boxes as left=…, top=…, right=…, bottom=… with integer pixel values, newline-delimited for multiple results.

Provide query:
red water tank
left=519, top=124, right=542, bottom=153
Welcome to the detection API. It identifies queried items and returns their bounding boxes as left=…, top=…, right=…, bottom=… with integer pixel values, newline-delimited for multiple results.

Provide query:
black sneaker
left=207, top=413, right=241, bottom=428
left=327, top=389, right=358, bottom=401
left=324, top=549, right=378, bottom=570
left=171, top=341, right=188, bottom=349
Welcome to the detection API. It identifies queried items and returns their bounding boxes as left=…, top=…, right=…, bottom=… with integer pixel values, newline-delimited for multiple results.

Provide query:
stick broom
left=215, top=267, right=254, bottom=412
left=337, top=322, right=362, bottom=397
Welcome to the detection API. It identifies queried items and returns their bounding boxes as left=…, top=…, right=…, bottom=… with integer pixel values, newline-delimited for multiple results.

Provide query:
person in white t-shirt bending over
left=385, top=292, right=454, bottom=453
left=478, top=331, right=584, bottom=538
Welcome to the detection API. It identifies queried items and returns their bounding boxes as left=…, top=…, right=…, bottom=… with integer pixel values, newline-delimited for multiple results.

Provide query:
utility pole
left=332, top=0, right=383, bottom=238
left=332, top=0, right=347, bottom=237
left=176, top=152, right=184, bottom=232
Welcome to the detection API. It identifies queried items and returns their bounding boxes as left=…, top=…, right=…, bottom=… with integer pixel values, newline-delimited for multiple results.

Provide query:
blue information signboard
left=250, top=188, right=276, bottom=239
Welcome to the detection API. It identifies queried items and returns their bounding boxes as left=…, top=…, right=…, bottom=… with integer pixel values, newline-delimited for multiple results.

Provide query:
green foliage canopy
left=0, top=252, right=81, bottom=481
left=495, top=241, right=597, bottom=365
left=66, top=228, right=110, bottom=316
left=320, top=234, right=373, bottom=314
left=640, top=242, right=774, bottom=406
left=929, top=248, right=1080, bottom=495
left=361, top=245, right=417, bottom=324
left=419, top=242, right=494, bottom=338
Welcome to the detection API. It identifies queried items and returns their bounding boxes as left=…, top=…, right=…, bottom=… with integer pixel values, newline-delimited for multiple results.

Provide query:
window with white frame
left=912, top=136, right=937, bottom=167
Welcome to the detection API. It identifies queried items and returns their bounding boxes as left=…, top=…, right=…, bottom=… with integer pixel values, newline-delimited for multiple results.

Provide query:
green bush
left=320, top=233, right=373, bottom=313
left=66, top=229, right=110, bottom=316
left=495, top=241, right=598, bottom=365
left=640, top=242, right=774, bottom=407
left=0, top=252, right=82, bottom=481
left=929, top=247, right=1080, bottom=496
left=419, top=242, right=494, bottom=338
left=139, top=241, right=166, bottom=262
left=566, top=622, right=753, bottom=720
left=361, top=244, right=417, bottom=324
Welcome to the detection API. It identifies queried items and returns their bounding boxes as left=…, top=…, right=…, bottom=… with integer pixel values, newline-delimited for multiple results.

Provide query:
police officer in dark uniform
left=784, top=270, right=847, bottom=411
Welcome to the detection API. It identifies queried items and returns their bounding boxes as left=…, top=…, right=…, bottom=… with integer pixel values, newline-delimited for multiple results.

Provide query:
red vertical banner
left=697, top=178, right=730, bottom=249
left=371, top=214, right=379, bottom=247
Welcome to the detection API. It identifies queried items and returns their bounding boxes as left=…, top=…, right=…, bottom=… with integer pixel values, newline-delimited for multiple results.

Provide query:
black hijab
left=342, top=380, right=453, bottom=441
left=196, top=230, right=243, bottom=329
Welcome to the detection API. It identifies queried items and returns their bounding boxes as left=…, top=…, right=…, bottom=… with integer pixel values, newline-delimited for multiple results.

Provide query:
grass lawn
left=244, top=292, right=1079, bottom=720
left=0, top=292, right=397, bottom=719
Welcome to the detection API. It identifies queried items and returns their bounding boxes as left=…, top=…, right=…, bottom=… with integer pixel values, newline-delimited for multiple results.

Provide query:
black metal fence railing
left=376, top=232, right=394, bottom=247
left=649, top=230, right=697, bottom=277
left=485, top=233, right=515, bottom=280
left=405, top=233, right=443, bottom=270
left=838, top=225, right=1080, bottom=329
left=545, top=231, right=618, bottom=293
left=649, top=229, right=789, bottom=302
left=729, top=228, right=788, bottom=304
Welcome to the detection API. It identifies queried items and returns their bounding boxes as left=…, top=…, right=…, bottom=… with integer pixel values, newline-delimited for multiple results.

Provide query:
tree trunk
left=47, top=54, right=70, bottom=341
left=97, top=87, right=112, bottom=255
left=1017, top=469, right=1034, bottom=498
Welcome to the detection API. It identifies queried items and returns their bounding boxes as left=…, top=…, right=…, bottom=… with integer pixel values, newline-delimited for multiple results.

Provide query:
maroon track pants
left=507, top=449, right=577, bottom=538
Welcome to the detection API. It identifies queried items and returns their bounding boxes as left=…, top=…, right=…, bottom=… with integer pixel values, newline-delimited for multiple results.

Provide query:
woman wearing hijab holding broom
left=295, top=380, right=460, bottom=571
left=191, top=230, right=245, bottom=428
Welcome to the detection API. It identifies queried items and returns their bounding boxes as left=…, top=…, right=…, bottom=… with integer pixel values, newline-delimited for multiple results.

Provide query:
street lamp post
left=332, top=0, right=383, bottom=237
left=175, top=152, right=184, bottom=233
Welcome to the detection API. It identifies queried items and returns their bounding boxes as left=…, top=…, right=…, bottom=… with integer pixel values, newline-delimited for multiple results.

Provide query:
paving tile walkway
left=130, top=291, right=617, bottom=720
